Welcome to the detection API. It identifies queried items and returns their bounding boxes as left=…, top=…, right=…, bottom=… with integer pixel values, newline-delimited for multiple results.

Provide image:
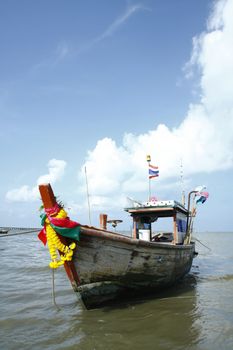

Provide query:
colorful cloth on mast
left=195, top=191, right=209, bottom=204
left=38, top=205, right=80, bottom=245
left=149, top=164, right=159, bottom=179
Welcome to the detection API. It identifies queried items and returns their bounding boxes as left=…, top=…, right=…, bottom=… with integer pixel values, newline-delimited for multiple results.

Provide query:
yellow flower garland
left=45, top=208, right=76, bottom=269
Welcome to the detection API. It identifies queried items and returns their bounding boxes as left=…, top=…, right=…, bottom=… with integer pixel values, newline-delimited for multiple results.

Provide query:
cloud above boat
left=5, top=0, right=233, bottom=209
left=79, top=0, right=233, bottom=205
left=96, top=4, right=147, bottom=42
left=31, top=3, right=146, bottom=72
left=74, top=3, right=147, bottom=57
left=6, top=159, right=66, bottom=202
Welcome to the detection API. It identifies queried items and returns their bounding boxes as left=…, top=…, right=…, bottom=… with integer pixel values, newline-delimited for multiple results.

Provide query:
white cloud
left=6, top=159, right=66, bottom=202
left=36, top=159, right=66, bottom=185
left=5, top=185, right=39, bottom=203
left=97, top=4, right=147, bottom=41
left=79, top=0, right=233, bottom=207
left=31, top=4, right=147, bottom=71
left=75, top=4, right=147, bottom=56
left=55, top=41, right=71, bottom=61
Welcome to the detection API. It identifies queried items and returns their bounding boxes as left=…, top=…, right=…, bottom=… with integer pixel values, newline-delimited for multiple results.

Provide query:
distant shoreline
left=0, top=226, right=232, bottom=234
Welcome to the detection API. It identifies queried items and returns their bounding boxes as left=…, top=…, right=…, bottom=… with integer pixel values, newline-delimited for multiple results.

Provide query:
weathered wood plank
left=72, top=226, right=195, bottom=307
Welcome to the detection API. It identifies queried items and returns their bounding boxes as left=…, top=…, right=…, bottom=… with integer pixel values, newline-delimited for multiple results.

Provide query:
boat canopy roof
left=124, top=200, right=188, bottom=218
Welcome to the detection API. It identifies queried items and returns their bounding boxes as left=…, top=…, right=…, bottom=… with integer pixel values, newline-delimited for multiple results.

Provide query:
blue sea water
left=0, top=230, right=233, bottom=350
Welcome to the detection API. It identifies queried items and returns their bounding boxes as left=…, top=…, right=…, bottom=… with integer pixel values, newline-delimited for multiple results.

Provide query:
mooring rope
left=0, top=229, right=40, bottom=238
left=193, top=236, right=211, bottom=251
left=52, top=268, right=61, bottom=311
left=1, top=227, right=63, bottom=310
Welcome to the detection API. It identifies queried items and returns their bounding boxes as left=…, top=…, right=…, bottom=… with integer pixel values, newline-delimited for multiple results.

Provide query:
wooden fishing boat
left=38, top=183, right=203, bottom=309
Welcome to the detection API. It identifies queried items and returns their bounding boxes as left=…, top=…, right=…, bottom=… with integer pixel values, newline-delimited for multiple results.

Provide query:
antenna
left=180, top=158, right=185, bottom=206
left=84, top=166, right=92, bottom=225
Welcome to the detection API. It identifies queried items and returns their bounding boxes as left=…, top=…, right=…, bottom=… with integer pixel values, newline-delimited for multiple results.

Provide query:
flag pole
left=84, top=166, right=92, bottom=226
left=147, top=154, right=151, bottom=201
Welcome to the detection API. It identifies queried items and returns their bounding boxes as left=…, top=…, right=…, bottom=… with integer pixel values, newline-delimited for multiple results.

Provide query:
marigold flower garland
left=45, top=210, right=76, bottom=268
left=38, top=204, right=80, bottom=269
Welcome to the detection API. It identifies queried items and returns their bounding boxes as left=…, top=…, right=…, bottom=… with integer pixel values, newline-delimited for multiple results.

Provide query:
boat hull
left=69, top=227, right=195, bottom=309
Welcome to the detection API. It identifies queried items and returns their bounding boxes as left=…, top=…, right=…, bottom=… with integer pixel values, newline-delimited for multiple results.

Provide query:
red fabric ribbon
left=48, top=216, right=79, bottom=228
left=38, top=228, right=47, bottom=246
left=45, top=203, right=61, bottom=216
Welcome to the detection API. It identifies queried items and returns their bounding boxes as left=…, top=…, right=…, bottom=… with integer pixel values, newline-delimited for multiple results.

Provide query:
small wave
left=198, top=274, right=233, bottom=282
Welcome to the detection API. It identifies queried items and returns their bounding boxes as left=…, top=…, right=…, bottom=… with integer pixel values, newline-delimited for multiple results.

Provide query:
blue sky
left=1, top=0, right=233, bottom=231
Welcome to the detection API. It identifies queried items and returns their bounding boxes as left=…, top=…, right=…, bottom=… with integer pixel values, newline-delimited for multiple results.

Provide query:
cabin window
left=150, top=217, right=174, bottom=242
left=136, top=216, right=152, bottom=241
left=137, top=216, right=151, bottom=230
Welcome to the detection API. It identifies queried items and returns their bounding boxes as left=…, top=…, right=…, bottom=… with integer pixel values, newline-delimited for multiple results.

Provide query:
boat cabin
left=125, top=200, right=188, bottom=244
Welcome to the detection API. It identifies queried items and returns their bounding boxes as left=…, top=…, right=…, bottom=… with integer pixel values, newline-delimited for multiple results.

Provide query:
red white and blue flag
left=195, top=191, right=209, bottom=204
left=149, top=164, right=159, bottom=179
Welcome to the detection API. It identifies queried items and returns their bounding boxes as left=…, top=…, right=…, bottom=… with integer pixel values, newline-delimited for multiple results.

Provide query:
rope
left=0, top=229, right=39, bottom=238
left=0, top=228, right=62, bottom=309
left=193, top=236, right=211, bottom=251
left=52, top=268, right=61, bottom=311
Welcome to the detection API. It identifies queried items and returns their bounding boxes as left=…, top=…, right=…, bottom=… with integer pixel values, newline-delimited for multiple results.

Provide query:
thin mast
left=147, top=154, right=151, bottom=201
left=180, top=158, right=185, bottom=206
left=84, top=166, right=92, bottom=225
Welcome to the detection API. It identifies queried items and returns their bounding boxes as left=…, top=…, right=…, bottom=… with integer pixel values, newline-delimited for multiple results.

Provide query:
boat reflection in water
left=77, top=272, right=202, bottom=349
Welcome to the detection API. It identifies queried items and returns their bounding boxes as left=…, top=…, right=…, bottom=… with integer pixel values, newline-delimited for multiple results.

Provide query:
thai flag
left=149, top=164, right=159, bottom=179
